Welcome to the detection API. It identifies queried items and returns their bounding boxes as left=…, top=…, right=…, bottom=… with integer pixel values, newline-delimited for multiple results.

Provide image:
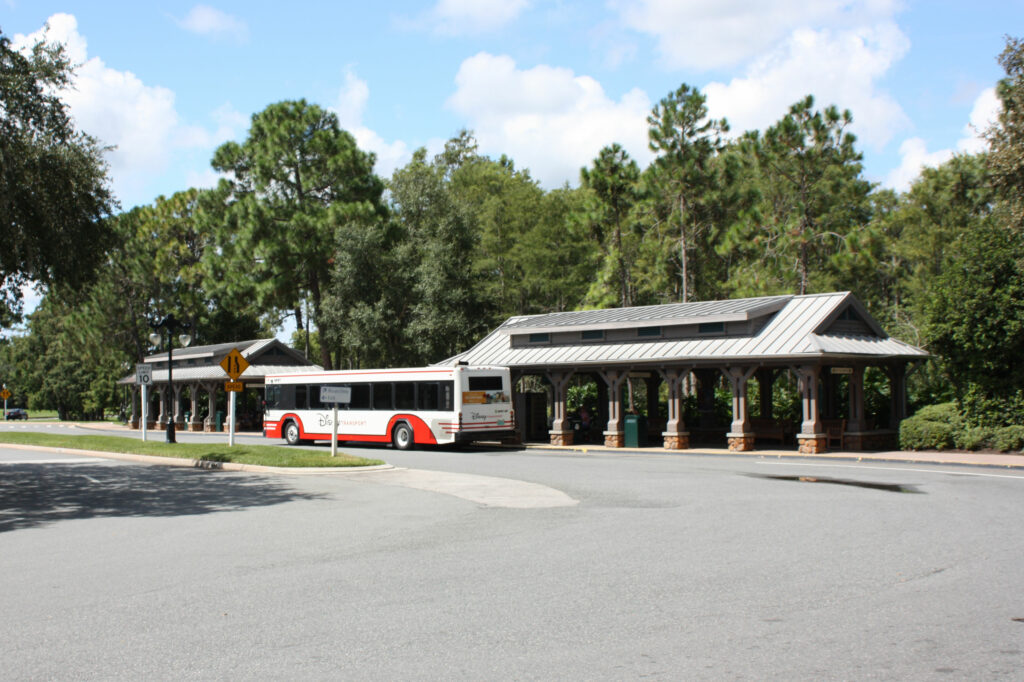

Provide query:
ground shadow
left=0, top=462, right=325, bottom=533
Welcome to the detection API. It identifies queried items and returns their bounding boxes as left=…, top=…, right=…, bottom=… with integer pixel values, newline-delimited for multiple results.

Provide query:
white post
left=229, top=390, right=236, bottom=447
left=141, top=384, right=148, bottom=442
left=331, top=404, right=338, bottom=457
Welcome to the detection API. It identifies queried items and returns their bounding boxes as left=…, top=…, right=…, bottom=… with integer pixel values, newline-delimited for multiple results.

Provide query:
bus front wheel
left=283, top=420, right=303, bottom=446
left=392, top=422, right=414, bottom=450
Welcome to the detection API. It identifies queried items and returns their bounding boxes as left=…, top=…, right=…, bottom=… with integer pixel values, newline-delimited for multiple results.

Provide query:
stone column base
left=798, top=434, right=828, bottom=454
left=604, top=431, right=624, bottom=448
left=130, top=418, right=140, bottom=429
left=205, top=424, right=222, bottom=433
left=663, top=432, right=690, bottom=450
left=175, top=420, right=186, bottom=430
left=189, top=421, right=204, bottom=432
left=549, top=430, right=574, bottom=446
left=727, top=433, right=756, bottom=452
left=146, top=421, right=157, bottom=430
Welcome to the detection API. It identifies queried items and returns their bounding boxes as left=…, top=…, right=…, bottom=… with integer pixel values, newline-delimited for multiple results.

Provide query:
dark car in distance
left=5, top=408, right=28, bottom=420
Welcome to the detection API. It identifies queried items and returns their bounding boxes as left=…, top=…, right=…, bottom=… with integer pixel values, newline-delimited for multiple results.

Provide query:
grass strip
left=0, top=432, right=384, bottom=468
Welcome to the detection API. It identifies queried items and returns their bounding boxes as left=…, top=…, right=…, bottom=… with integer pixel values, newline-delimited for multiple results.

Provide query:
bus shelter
left=442, top=292, right=928, bottom=453
left=118, top=339, right=319, bottom=432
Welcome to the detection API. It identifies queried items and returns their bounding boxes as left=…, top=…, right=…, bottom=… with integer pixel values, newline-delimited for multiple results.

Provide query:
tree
left=204, top=100, right=384, bottom=369
left=387, top=147, right=486, bottom=364
left=645, top=84, right=729, bottom=302
left=723, top=96, right=872, bottom=296
left=0, top=29, right=114, bottom=326
left=579, top=144, right=643, bottom=307
left=987, top=36, right=1024, bottom=233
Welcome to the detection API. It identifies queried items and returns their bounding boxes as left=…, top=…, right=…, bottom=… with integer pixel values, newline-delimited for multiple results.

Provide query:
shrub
left=991, top=425, right=1024, bottom=452
left=954, top=426, right=995, bottom=451
left=900, top=402, right=959, bottom=451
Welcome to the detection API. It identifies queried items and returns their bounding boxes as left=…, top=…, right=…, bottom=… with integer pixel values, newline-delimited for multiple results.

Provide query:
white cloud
left=611, top=0, right=902, bottom=70
left=14, top=14, right=251, bottom=208
left=883, top=87, right=1000, bottom=191
left=446, top=53, right=652, bottom=187
left=14, top=14, right=180, bottom=205
left=428, top=0, right=530, bottom=34
left=177, top=5, right=248, bottom=42
left=703, top=23, right=910, bottom=149
left=331, top=69, right=411, bottom=180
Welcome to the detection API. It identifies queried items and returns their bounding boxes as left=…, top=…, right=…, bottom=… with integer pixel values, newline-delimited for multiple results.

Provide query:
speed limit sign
left=136, top=363, right=153, bottom=385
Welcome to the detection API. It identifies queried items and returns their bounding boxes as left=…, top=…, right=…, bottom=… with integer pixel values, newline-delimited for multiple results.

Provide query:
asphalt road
left=2, top=422, right=1023, bottom=679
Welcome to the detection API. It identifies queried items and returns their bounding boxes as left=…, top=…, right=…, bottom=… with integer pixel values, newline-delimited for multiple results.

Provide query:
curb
left=0, top=443, right=395, bottom=475
left=512, top=442, right=1024, bottom=470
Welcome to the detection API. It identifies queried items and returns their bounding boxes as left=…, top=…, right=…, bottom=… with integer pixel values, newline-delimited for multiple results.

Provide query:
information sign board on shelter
left=136, top=363, right=153, bottom=385
left=0, top=388, right=10, bottom=400
left=220, top=349, right=249, bottom=380
left=225, top=381, right=244, bottom=392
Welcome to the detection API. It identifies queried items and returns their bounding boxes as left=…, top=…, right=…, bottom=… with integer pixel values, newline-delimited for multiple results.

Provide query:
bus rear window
left=468, top=376, right=504, bottom=391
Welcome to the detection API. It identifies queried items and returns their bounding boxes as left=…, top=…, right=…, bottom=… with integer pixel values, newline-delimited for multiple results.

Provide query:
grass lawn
left=0, top=432, right=385, bottom=468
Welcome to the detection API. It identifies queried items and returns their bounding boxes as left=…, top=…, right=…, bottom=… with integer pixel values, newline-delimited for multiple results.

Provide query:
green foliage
left=991, top=426, right=1024, bottom=453
left=204, top=100, right=384, bottom=369
left=0, top=30, right=115, bottom=326
left=899, top=403, right=959, bottom=450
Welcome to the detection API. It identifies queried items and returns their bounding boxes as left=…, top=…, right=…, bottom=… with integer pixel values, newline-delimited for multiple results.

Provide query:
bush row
left=900, top=402, right=1024, bottom=452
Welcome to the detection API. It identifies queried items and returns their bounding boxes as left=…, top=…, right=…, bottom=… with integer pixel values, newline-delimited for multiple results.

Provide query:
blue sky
left=6, top=1, right=1020, bottom=213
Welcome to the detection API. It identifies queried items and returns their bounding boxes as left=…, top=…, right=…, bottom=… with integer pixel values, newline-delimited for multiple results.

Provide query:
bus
left=263, top=365, right=514, bottom=449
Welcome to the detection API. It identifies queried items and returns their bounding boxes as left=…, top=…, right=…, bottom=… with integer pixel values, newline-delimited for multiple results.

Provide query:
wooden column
left=888, top=363, right=908, bottom=427
left=724, top=366, right=757, bottom=451
left=546, top=370, right=575, bottom=446
left=203, top=381, right=219, bottom=432
left=173, top=383, right=185, bottom=429
left=845, top=365, right=866, bottom=451
left=601, top=369, right=628, bottom=447
left=659, top=367, right=691, bottom=450
left=189, top=382, right=203, bottom=431
left=795, top=365, right=826, bottom=454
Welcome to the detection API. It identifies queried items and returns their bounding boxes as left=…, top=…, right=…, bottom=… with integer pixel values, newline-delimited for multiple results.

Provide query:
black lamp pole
left=149, top=314, right=191, bottom=444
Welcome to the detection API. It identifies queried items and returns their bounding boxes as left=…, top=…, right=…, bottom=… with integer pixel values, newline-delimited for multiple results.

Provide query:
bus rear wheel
left=392, top=422, right=414, bottom=450
left=283, top=420, right=303, bottom=446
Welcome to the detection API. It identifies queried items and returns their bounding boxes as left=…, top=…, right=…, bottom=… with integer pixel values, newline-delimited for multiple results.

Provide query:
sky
left=3, top=1, right=1021, bottom=336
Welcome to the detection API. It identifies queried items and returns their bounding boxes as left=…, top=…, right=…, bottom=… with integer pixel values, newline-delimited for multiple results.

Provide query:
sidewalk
left=519, top=441, right=1024, bottom=470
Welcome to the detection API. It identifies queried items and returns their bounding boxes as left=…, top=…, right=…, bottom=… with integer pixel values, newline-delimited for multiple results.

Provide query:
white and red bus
left=263, top=365, right=514, bottom=449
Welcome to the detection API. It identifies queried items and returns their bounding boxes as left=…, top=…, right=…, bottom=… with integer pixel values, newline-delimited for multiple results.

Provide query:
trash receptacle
left=216, top=410, right=224, bottom=432
left=624, top=413, right=648, bottom=448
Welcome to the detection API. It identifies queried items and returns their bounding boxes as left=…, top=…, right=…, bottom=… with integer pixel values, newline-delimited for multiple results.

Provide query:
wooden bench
left=822, top=418, right=846, bottom=449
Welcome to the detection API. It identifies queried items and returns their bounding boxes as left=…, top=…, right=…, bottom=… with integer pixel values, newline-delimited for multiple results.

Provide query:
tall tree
left=580, top=144, right=643, bottom=307
left=204, top=100, right=384, bottom=369
left=387, top=147, right=486, bottom=364
left=0, top=29, right=114, bottom=326
left=723, top=96, right=872, bottom=296
left=987, top=36, right=1024, bottom=233
left=645, top=84, right=729, bottom=302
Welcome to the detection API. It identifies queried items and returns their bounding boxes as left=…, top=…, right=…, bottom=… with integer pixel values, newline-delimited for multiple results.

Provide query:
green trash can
left=216, top=410, right=225, bottom=431
left=624, top=414, right=648, bottom=448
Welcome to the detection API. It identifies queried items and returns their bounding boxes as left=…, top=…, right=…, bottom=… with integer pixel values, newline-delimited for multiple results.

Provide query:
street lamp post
left=149, top=315, right=192, bottom=444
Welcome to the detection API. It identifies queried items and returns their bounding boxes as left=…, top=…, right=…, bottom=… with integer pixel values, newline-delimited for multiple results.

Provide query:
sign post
left=320, top=386, right=351, bottom=457
left=220, top=350, right=250, bottom=447
left=136, top=364, right=153, bottom=442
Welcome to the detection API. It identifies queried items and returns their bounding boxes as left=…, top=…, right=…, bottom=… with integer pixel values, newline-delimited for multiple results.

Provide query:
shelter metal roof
left=442, top=292, right=928, bottom=369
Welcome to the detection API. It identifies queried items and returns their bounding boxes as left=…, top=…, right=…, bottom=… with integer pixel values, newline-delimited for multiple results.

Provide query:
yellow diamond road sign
left=220, top=348, right=250, bottom=380
left=0, top=389, right=10, bottom=400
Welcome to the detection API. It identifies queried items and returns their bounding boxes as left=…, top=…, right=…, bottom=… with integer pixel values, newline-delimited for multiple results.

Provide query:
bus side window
left=296, top=385, right=307, bottom=410
left=418, top=382, right=440, bottom=410
left=265, top=385, right=281, bottom=409
left=373, top=383, right=392, bottom=410
left=350, top=383, right=370, bottom=409
left=308, top=384, right=323, bottom=409
left=395, top=382, right=415, bottom=410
